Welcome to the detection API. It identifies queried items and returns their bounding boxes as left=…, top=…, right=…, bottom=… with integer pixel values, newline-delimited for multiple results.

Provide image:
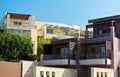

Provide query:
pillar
left=110, top=26, right=115, bottom=38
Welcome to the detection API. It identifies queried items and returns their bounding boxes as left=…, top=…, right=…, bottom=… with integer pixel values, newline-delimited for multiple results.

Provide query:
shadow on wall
left=61, top=69, right=77, bottom=77
left=22, top=61, right=36, bottom=77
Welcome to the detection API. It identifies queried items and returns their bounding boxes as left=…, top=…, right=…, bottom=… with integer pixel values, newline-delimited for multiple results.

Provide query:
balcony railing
left=44, top=54, right=75, bottom=60
left=5, top=25, right=33, bottom=30
left=46, top=32, right=79, bottom=37
left=88, top=33, right=110, bottom=39
left=80, top=53, right=111, bottom=60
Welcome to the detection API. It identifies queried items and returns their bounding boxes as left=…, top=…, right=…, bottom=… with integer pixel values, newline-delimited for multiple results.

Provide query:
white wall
left=21, top=60, right=77, bottom=77
left=21, top=61, right=36, bottom=77
left=36, top=66, right=77, bottom=77
left=91, top=67, right=114, bottom=77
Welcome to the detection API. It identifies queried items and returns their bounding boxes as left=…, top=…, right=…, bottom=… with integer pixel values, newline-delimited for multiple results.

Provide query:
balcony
left=80, top=58, right=111, bottom=65
left=45, top=33, right=77, bottom=39
left=43, top=53, right=111, bottom=66
left=80, top=51, right=111, bottom=65
left=43, top=54, right=76, bottom=65
left=5, top=25, right=33, bottom=30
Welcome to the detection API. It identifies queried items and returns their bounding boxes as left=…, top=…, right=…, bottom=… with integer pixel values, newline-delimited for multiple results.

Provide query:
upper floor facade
left=0, top=12, right=82, bottom=54
left=35, top=21, right=81, bottom=40
left=0, top=13, right=37, bottom=54
left=0, top=13, right=35, bottom=30
left=85, top=15, right=120, bottom=39
left=43, top=15, right=120, bottom=71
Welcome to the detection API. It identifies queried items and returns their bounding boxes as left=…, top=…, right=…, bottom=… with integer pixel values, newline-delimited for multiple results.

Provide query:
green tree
left=37, top=38, right=51, bottom=61
left=0, top=32, right=36, bottom=62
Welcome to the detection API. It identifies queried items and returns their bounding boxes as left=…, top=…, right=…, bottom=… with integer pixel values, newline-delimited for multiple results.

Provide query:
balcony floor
left=80, top=58, right=111, bottom=65
left=43, top=58, right=111, bottom=66
left=43, top=59, right=76, bottom=65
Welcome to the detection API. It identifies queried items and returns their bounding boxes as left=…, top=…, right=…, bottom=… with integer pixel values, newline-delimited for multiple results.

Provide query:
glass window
left=87, top=47, right=96, bottom=59
left=14, top=22, right=21, bottom=26
left=87, top=45, right=106, bottom=59
left=59, top=47, right=68, bottom=58
left=47, top=29, right=53, bottom=34
left=65, top=48, right=68, bottom=57
left=56, top=47, right=69, bottom=58
left=61, top=48, right=65, bottom=58
left=63, top=32, right=67, bottom=35
left=99, top=29, right=110, bottom=37
left=96, top=47, right=100, bottom=58
left=100, top=46, right=106, bottom=58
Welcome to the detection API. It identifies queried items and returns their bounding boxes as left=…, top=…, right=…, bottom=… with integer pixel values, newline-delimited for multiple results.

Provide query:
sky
left=0, top=0, right=120, bottom=27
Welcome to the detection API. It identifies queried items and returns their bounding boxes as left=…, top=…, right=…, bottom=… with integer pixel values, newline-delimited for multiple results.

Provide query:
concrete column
left=76, top=38, right=80, bottom=77
left=28, top=16, right=35, bottom=26
left=110, top=26, right=115, bottom=38
left=78, top=30, right=80, bottom=38
left=40, top=54, right=43, bottom=64
left=99, top=72, right=101, bottom=77
left=44, top=71, right=46, bottom=77
left=103, top=72, right=105, bottom=77
left=109, top=26, right=115, bottom=69
left=31, top=28, right=37, bottom=55
left=44, top=26, right=47, bottom=38
left=49, top=72, right=52, bottom=77
left=6, top=14, right=10, bottom=27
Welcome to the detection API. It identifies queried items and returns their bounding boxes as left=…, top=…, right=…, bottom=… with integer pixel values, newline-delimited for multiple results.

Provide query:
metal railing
left=80, top=53, right=111, bottom=60
left=5, top=25, right=33, bottom=30
left=44, top=54, right=75, bottom=60
left=88, top=33, right=110, bottom=39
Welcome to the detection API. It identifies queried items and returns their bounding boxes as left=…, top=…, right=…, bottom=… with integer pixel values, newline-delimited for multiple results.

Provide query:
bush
left=8, top=59, right=19, bottom=62
left=26, top=54, right=37, bottom=61
left=0, top=32, right=33, bottom=62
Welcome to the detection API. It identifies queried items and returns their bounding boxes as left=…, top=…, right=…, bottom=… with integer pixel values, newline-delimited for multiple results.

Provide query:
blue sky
left=0, top=0, right=120, bottom=26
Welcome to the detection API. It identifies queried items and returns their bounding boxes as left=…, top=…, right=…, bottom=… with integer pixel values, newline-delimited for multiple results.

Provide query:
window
left=60, top=47, right=68, bottom=58
left=99, top=29, right=110, bottom=37
left=14, top=22, right=22, bottom=26
left=87, top=47, right=98, bottom=59
left=56, top=47, right=69, bottom=58
left=100, top=46, right=106, bottom=58
left=40, top=71, right=44, bottom=77
left=63, top=32, right=67, bottom=35
left=47, top=29, right=53, bottom=34
left=46, top=71, right=50, bottom=77
left=52, top=72, right=55, bottom=77
left=87, top=45, right=106, bottom=59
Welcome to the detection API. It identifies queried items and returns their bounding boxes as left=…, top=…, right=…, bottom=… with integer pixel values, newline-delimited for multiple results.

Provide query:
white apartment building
left=0, top=12, right=82, bottom=55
